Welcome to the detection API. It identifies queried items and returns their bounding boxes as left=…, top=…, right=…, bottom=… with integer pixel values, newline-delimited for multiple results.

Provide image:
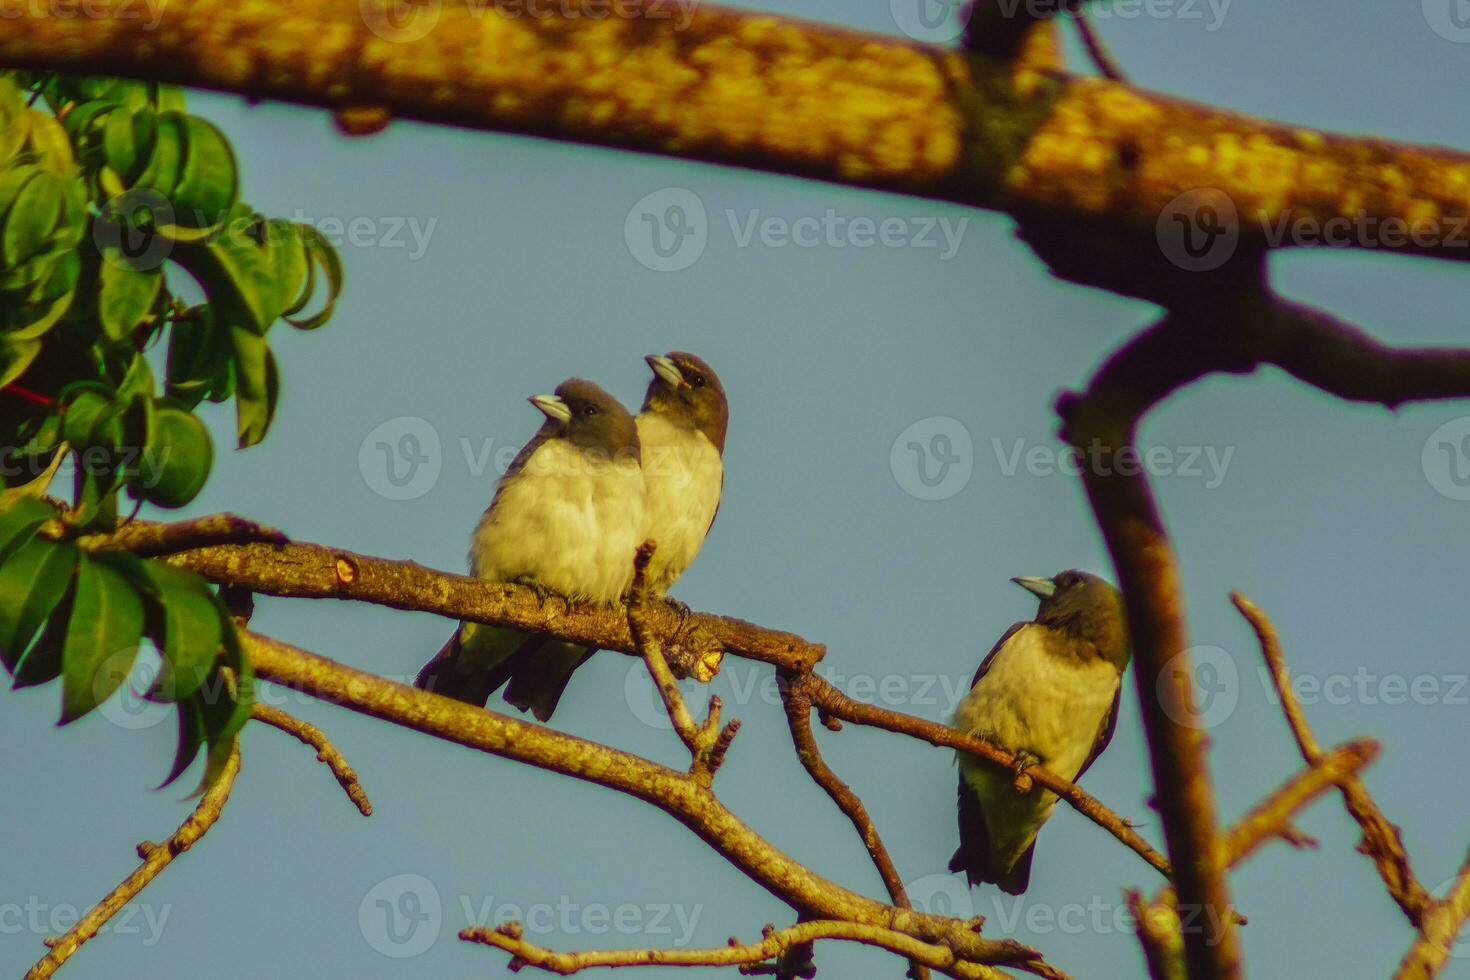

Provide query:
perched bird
left=636, top=352, right=727, bottom=594
left=414, top=379, right=644, bottom=720
left=949, top=571, right=1130, bottom=894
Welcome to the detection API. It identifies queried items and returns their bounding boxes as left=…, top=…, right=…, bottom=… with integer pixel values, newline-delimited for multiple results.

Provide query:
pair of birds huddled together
left=413, top=350, right=1132, bottom=897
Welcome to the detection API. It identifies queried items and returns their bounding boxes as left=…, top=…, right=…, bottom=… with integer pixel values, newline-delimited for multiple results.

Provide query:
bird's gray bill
left=645, top=354, right=684, bottom=387
left=528, top=394, right=572, bottom=423
left=1012, top=576, right=1057, bottom=599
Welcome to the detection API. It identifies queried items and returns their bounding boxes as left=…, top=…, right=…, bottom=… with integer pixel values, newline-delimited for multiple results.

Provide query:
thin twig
left=24, top=744, right=241, bottom=979
left=1069, top=7, right=1126, bottom=81
left=1232, top=592, right=1431, bottom=923
left=250, top=703, right=372, bottom=816
left=1394, top=846, right=1470, bottom=980
left=461, top=919, right=1014, bottom=979
left=779, top=672, right=928, bottom=980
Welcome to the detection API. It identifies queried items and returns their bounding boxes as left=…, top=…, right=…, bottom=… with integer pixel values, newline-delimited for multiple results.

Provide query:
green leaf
left=59, top=555, right=145, bottom=723
left=167, top=114, right=237, bottom=230
left=98, top=258, right=163, bottom=340
left=159, top=692, right=205, bottom=789
left=283, top=224, right=343, bottom=330
left=173, top=205, right=303, bottom=334
left=134, top=401, right=212, bottom=507
left=12, top=582, right=71, bottom=688
left=144, top=562, right=221, bottom=700
left=0, top=497, right=56, bottom=567
left=1, top=248, right=79, bottom=339
left=0, top=169, right=62, bottom=268
left=196, top=609, right=251, bottom=791
left=230, top=325, right=271, bottom=447
left=133, top=111, right=183, bottom=197
left=0, top=536, right=78, bottom=672
left=102, top=105, right=156, bottom=186
left=0, top=336, right=41, bottom=390
left=165, top=306, right=233, bottom=408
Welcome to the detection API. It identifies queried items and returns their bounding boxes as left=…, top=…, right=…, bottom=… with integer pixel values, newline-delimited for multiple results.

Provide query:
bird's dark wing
left=415, top=630, right=507, bottom=707
left=948, top=773, right=1035, bottom=895
left=969, top=622, right=1029, bottom=689
left=1074, top=683, right=1122, bottom=783
left=503, top=638, right=598, bottom=722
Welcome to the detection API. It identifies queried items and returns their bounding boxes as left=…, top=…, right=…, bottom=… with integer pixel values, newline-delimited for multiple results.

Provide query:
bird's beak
left=1012, top=576, right=1057, bottom=599
left=528, top=394, right=572, bottom=424
left=645, top=354, right=684, bottom=388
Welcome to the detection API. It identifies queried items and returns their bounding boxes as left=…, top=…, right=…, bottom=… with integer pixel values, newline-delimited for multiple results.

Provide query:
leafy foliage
left=0, top=72, right=336, bottom=787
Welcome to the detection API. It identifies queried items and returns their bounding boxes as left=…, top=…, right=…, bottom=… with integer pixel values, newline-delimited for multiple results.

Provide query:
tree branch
left=3, top=1, right=1469, bottom=264
left=1394, top=846, right=1470, bottom=980
left=462, top=919, right=1012, bottom=979
left=1231, top=593, right=1431, bottom=923
left=73, top=513, right=288, bottom=557
left=239, top=630, right=1066, bottom=978
left=24, top=744, right=242, bottom=980
left=250, top=703, right=373, bottom=816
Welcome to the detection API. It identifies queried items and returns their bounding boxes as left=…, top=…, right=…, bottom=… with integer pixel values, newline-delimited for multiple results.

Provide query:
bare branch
left=5, top=2, right=1470, bottom=265
left=25, top=744, right=242, bottom=980
left=803, top=674, right=1171, bottom=880
left=1231, top=593, right=1431, bottom=923
left=239, top=631, right=1063, bottom=977
left=1069, top=8, right=1126, bottom=81
left=1127, top=890, right=1186, bottom=980
left=779, top=672, right=928, bottom=980
left=167, top=535, right=822, bottom=673
left=1394, top=847, right=1470, bottom=980
left=250, top=703, right=372, bottom=816
left=462, top=919, right=1015, bottom=979
left=73, top=513, right=288, bottom=557
left=1221, top=740, right=1378, bottom=868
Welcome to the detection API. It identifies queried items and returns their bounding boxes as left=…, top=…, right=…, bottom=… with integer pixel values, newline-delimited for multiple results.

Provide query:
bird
left=949, top=571, right=1130, bottom=895
left=414, top=378, right=645, bottom=721
left=635, top=352, right=727, bottom=594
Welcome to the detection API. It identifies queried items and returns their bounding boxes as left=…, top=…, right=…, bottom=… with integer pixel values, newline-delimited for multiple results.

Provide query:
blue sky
left=6, top=2, right=1470, bottom=978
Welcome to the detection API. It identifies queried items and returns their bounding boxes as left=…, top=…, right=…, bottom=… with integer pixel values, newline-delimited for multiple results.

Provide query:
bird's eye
left=582, top=405, right=598, bottom=417
left=690, top=374, right=707, bottom=388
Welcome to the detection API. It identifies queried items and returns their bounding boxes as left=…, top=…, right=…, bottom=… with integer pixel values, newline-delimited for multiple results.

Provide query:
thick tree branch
left=1231, top=593, right=1431, bottom=924
left=1394, top=846, right=1470, bottom=980
left=250, top=703, right=373, bottom=816
left=73, top=513, right=288, bottom=557
left=168, top=536, right=814, bottom=672
left=3, top=1, right=1469, bottom=264
left=462, top=919, right=1011, bottom=979
left=239, top=631, right=1066, bottom=979
left=24, top=745, right=242, bottom=980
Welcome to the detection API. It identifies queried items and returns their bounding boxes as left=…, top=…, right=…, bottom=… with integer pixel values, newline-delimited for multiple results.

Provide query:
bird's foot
left=661, top=594, right=692, bottom=617
left=512, top=576, right=556, bottom=607
left=1011, top=751, right=1041, bottom=794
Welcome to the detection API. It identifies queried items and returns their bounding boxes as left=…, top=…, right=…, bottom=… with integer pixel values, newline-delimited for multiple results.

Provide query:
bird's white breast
left=635, top=413, right=723, bottom=593
left=953, top=625, right=1119, bottom=782
left=470, top=439, right=646, bottom=603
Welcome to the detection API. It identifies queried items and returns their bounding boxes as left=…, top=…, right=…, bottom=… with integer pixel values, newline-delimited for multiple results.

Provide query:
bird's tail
left=503, top=640, right=598, bottom=722
left=949, top=778, right=1037, bottom=896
